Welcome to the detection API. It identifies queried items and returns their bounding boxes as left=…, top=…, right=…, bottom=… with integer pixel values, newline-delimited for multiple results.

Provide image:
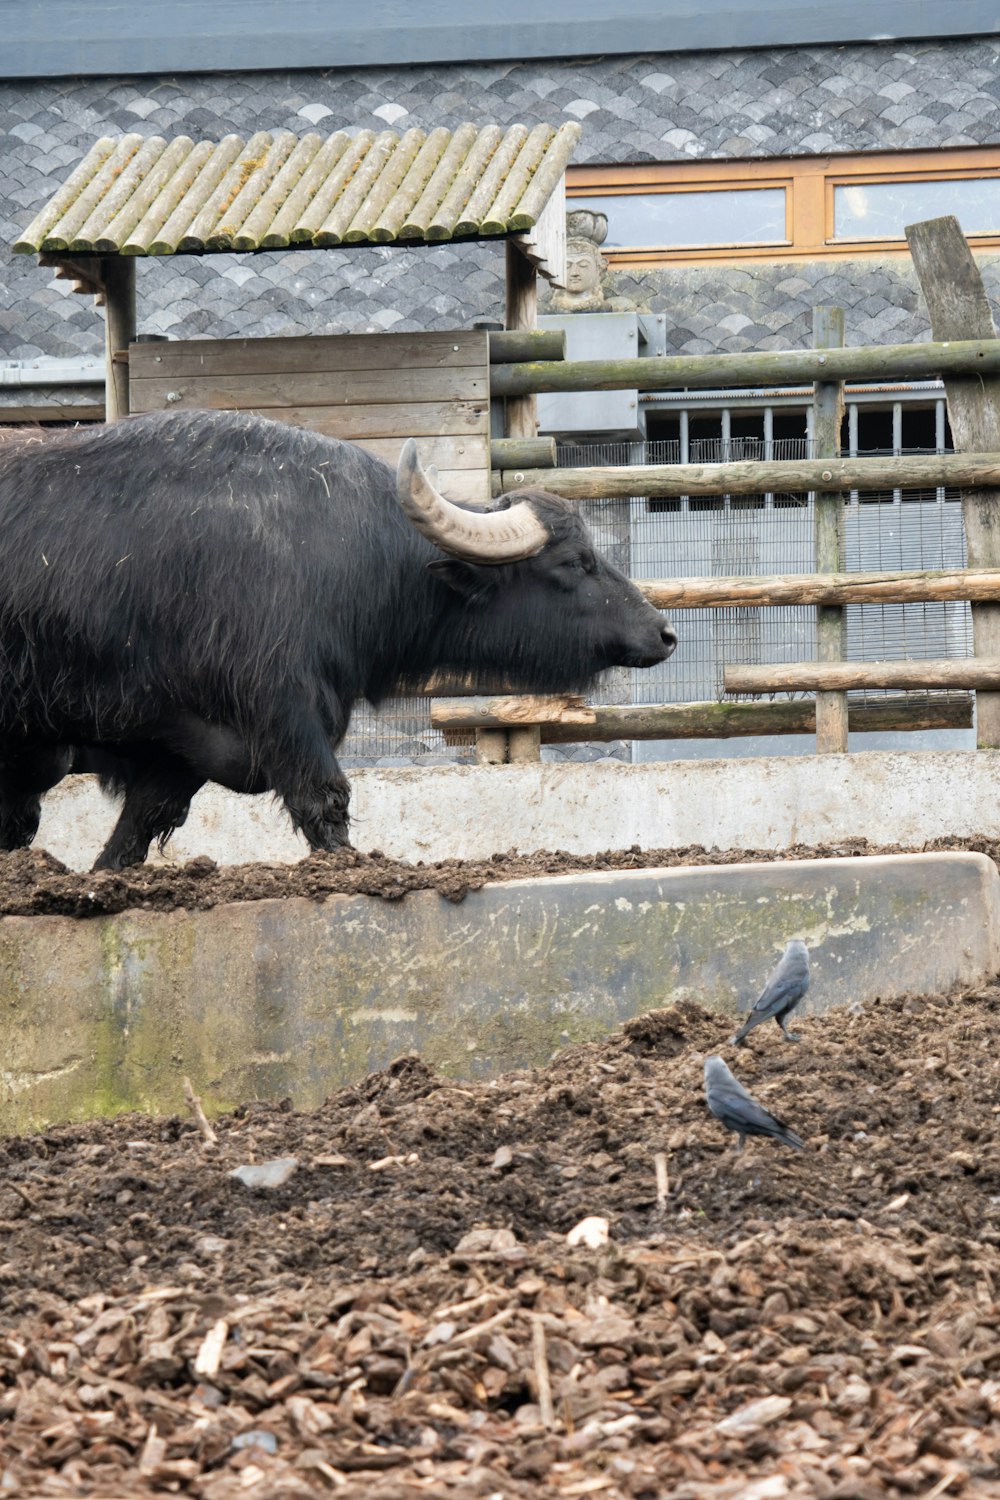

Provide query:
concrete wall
left=34, top=750, right=1000, bottom=869
left=2, top=852, right=996, bottom=1131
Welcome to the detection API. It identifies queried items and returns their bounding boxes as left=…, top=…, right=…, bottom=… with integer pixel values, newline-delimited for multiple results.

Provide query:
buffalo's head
left=396, top=441, right=676, bottom=692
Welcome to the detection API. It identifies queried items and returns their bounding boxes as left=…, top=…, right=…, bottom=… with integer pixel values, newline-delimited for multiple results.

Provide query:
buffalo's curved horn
left=396, top=439, right=548, bottom=563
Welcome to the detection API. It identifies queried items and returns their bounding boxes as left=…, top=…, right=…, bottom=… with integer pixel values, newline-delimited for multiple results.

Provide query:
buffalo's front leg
left=284, top=772, right=352, bottom=851
left=262, top=697, right=353, bottom=851
left=0, top=744, right=74, bottom=851
left=92, top=747, right=204, bottom=870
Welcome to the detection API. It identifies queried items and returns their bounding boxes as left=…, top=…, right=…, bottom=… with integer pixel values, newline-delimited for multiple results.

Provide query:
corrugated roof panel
left=13, top=123, right=581, bottom=256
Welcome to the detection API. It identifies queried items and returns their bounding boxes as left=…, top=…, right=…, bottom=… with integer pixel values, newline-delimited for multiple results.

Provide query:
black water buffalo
left=0, top=409, right=675, bottom=868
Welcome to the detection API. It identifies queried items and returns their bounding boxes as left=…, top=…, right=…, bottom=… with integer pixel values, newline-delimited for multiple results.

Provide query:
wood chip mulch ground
left=1, top=984, right=999, bottom=1496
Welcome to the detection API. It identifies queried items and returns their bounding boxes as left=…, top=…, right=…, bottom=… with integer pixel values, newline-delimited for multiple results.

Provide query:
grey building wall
left=4, top=35, right=1000, bottom=362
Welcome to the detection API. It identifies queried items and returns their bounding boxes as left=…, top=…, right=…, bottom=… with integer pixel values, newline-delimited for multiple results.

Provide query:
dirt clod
left=1, top=833, right=998, bottom=917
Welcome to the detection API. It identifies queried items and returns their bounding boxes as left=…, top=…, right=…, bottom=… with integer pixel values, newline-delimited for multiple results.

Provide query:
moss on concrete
left=0, top=853, right=994, bottom=1132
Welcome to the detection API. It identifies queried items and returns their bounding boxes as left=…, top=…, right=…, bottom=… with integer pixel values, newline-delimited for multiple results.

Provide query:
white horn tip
left=397, top=438, right=418, bottom=481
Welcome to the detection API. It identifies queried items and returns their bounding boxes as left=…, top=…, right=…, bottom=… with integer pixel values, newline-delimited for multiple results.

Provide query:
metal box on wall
left=538, top=312, right=643, bottom=439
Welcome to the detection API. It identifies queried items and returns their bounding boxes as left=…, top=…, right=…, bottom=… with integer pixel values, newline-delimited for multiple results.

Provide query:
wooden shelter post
left=907, top=215, right=1000, bottom=747
left=811, top=306, right=848, bottom=752
left=101, top=255, right=135, bottom=421
left=504, top=242, right=537, bottom=442
left=497, top=240, right=542, bottom=765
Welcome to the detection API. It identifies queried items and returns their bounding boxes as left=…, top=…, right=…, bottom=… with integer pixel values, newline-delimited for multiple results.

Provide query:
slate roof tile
left=4, top=39, right=1000, bottom=358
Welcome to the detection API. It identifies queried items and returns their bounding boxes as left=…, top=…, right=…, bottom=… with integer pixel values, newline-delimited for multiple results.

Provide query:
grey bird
left=703, top=1054, right=805, bottom=1153
left=731, top=938, right=810, bottom=1046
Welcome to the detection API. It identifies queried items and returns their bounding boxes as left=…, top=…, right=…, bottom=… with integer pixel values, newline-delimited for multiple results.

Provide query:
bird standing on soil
left=703, top=1055, right=805, bottom=1153
left=731, top=938, right=810, bottom=1045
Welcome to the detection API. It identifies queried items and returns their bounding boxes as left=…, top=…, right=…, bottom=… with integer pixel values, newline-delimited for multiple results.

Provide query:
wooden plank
left=511, top=158, right=568, bottom=279
left=639, top=567, right=1000, bottom=608
left=430, top=695, right=972, bottom=740
left=0, top=403, right=105, bottom=425
left=725, top=659, right=1000, bottom=692
left=491, top=338, right=1000, bottom=398
left=129, top=330, right=489, bottom=380
left=812, top=305, right=848, bottom=753
left=494, top=452, right=1000, bottom=498
left=347, top=436, right=488, bottom=470
left=130, top=399, right=488, bottom=441
left=907, top=215, right=1000, bottom=748
left=129, top=367, right=489, bottom=412
left=396, top=468, right=485, bottom=505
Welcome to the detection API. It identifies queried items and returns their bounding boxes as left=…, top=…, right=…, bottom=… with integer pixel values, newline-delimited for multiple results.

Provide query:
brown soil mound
left=2, top=986, right=999, bottom=1496
left=2, top=833, right=999, bottom=917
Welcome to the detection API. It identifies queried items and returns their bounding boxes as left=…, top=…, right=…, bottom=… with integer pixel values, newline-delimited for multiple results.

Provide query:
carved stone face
left=563, top=239, right=606, bottom=300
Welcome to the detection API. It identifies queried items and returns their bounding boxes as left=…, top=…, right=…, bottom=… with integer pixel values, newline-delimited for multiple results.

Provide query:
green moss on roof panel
left=12, top=123, right=580, bottom=257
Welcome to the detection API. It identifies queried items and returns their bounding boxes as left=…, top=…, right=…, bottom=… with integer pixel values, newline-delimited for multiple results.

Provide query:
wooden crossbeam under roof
left=13, top=122, right=579, bottom=278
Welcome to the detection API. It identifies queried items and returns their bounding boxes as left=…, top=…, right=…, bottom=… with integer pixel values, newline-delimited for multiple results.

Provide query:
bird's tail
left=730, top=1012, right=761, bottom=1046
left=776, top=1124, right=805, bottom=1151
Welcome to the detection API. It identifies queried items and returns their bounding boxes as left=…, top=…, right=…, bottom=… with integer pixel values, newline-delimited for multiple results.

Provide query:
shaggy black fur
left=0, top=410, right=675, bottom=868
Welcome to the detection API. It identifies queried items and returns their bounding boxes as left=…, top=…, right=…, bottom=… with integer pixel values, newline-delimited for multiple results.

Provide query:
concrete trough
left=1, top=851, right=997, bottom=1133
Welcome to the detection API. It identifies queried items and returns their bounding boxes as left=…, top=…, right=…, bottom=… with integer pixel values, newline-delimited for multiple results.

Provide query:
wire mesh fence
left=339, top=433, right=973, bottom=764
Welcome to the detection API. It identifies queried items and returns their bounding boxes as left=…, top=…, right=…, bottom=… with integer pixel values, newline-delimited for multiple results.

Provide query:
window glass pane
left=571, top=188, right=786, bottom=248
left=833, top=177, right=1000, bottom=239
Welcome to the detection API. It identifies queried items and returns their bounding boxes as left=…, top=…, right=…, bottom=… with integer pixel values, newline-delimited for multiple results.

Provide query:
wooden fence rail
left=476, top=219, right=1000, bottom=762
left=429, top=694, right=972, bottom=746
left=491, top=336, right=1000, bottom=398
left=725, top=659, right=1000, bottom=693
left=637, top=568, right=1000, bottom=609
left=492, top=452, right=1000, bottom=499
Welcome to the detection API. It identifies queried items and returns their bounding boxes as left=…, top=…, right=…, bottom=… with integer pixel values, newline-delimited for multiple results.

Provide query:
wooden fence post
left=490, top=242, right=543, bottom=764
left=812, top=306, right=848, bottom=753
left=906, top=215, right=1000, bottom=748
left=101, top=255, right=135, bottom=422
left=504, top=242, right=538, bottom=443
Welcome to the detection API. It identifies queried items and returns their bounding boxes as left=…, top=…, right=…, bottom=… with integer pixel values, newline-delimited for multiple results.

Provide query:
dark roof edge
left=3, top=2, right=999, bottom=81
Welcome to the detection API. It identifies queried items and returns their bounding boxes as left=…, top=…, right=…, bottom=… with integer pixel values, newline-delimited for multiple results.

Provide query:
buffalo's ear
left=426, top=559, right=496, bottom=600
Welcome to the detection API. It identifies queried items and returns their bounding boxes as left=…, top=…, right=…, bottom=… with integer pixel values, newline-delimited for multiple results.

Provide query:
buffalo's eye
left=555, top=556, right=586, bottom=587
left=560, top=552, right=596, bottom=578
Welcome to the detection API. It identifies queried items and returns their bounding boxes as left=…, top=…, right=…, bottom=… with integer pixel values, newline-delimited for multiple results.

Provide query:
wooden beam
left=433, top=694, right=597, bottom=728
left=907, top=215, right=1000, bottom=748
left=488, top=329, right=565, bottom=364
left=474, top=729, right=508, bottom=764
left=494, top=452, right=1000, bottom=498
left=812, top=306, right=848, bottom=753
left=508, top=725, right=542, bottom=762
left=100, top=255, right=134, bottom=421
left=491, top=337, right=1000, bottom=398
left=725, top=659, right=1000, bottom=692
left=430, top=695, right=972, bottom=740
left=38, top=252, right=106, bottom=301
left=638, top=567, right=1000, bottom=608
left=491, top=436, right=558, bottom=470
